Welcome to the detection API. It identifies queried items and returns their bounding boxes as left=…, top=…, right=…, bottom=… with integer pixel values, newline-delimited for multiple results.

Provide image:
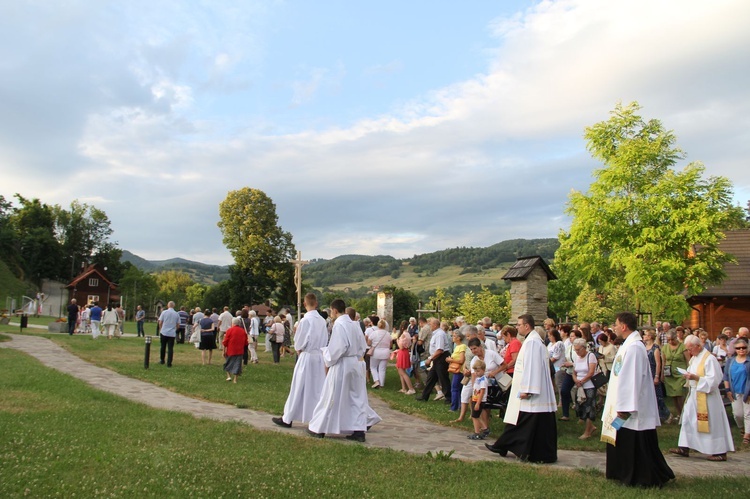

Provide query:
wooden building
left=686, top=229, right=750, bottom=338
left=66, top=264, right=119, bottom=307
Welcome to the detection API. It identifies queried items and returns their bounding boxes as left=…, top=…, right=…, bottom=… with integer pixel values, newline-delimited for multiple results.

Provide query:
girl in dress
left=396, top=328, right=415, bottom=394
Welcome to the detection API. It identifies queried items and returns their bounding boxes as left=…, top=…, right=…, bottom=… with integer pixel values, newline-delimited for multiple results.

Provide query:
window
left=87, top=295, right=99, bottom=305
left=89, top=278, right=99, bottom=287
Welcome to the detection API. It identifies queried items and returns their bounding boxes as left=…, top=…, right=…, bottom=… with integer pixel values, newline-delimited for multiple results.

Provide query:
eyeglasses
left=736, top=347, right=747, bottom=350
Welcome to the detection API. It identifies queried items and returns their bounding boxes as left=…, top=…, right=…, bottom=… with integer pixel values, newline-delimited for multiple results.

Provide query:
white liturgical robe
left=281, top=309, right=329, bottom=424
left=308, top=314, right=380, bottom=434
left=601, top=331, right=661, bottom=444
left=678, top=349, right=734, bottom=455
left=504, top=330, right=556, bottom=425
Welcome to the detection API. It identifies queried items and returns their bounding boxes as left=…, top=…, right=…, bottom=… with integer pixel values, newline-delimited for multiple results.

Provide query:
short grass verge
left=1, top=347, right=748, bottom=498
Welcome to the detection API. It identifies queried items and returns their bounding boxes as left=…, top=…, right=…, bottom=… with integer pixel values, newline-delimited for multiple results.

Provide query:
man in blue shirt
left=158, top=301, right=180, bottom=367
left=89, top=302, right=103, bottom=339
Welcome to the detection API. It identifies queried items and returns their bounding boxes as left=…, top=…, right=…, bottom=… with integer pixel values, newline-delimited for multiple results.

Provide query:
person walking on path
left=415, top=318, right=451, bottom=404
left=101, top=304, right=120, bottom=339
left=601, top=312, right=674, bottom=487
left=66, top=299, right=79, bottom=336
left=670, top=335, right=734, bottom=462
left=157, top=301, right=180, bottom=367
left=307, top=299, right=381, bottom=442
left=273, top=293, right=329, bottom=428
left=485, top=314, right=557, bottom=463
left=723, top=337, right=750, bottom=446
left=222, top=317, right=248, bottom=383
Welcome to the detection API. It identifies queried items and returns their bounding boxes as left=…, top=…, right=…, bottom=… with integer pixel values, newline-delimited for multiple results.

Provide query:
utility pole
left=289, top=251, right=309, bottom=322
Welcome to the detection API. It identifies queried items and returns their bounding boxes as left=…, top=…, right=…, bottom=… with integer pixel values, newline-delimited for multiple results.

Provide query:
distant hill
left=122, top=238, right=559, bottom=291
left=122, top=250, right=231, bottom=286
left=304, top=238, right=559, bottom=293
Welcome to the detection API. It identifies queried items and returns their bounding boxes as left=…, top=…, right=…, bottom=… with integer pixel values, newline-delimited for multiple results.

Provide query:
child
left=396, top=329, right=416, bottom=394
left=468, top=360, right=489, bottom=440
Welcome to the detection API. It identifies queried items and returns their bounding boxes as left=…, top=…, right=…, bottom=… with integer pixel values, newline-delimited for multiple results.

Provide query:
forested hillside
left=121, top=250, right=230, bottom=285
left=408, top=238, right=559, bottom=274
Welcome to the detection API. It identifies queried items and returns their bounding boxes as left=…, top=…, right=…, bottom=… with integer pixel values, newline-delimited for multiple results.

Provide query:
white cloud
left=1, top=0, right=748, bottom=264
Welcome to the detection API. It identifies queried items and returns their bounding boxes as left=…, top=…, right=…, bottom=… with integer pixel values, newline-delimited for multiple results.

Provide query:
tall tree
left=457, top=287, right=510, bottom=325
left=555, top=102, right=747, bottom=321
left=218, top=188, right=296, bottom=305
left=10, top=195, right=62, bottom=283
left=55, top=200, right=119, bottom=281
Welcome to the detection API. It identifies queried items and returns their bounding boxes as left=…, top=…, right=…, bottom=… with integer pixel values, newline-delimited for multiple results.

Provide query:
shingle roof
left=66, top=264, right=116, bottom=289
left=693, top=229, right=750, bottom=297
left=502, top=256, right=557, bottom=281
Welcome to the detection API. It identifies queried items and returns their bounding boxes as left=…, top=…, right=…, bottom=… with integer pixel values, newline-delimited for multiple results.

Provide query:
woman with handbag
left=198, top=309, right=216, bottom=365
left=269, top=316, right=286, bottom=364
left=366, top=320, right=392, bottom=388
left=663, top=330, right=690, bottom=424
left=572, top=338, right=598, bottom=439
left=446, top=330, right=467, bottom=412
left=643, top=328, right=671, bottom=420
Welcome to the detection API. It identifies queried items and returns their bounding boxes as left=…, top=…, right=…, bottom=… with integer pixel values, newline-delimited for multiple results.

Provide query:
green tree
left=55, top=201, right=118, bottom=281
left=569, top=284, right=612, bottom=323
left=218, top=188, right=296, bottom=306
left=556, top=102, right=747, bottom=321
left=426, top=287, right=457, bottom=320
left=185, top=283, right=207, bottom=309
left=457, top=287, right=511, bottom=325
left=155, top=270, right=194, bottom=305
left=10, top=195, right=62, bottom=283
left=119, top=265, right=158, bottom=318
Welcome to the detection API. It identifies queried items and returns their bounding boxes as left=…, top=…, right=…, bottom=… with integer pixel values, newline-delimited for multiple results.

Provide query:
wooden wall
left=686, top=297, right=750, bottom=339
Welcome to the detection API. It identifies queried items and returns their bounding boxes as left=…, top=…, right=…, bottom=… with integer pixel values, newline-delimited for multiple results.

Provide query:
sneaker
left=467, top=433, right=485, bottom=440
left=435, top=392, right=445, bottom=401
left=405, top=389, right=416, bottom=395
left=371, top=382, right=380, bottom=389
left=481, top=428, right=490, bottom=437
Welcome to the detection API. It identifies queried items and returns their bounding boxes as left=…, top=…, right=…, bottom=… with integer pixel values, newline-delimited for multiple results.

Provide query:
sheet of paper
left=676, top=367, right=688, bottom=375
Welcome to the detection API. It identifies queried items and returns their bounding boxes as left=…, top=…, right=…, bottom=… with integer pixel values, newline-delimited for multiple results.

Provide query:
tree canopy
left=217, top=188, right=296, bottom=308
left=554, top=102, right=747, bottom=321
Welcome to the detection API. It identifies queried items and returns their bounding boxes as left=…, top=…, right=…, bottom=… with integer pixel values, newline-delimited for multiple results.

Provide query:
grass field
left=324, top=264, right=511, bottom=294
left=2, top=346, right=749, bottom=498
left=4, top=330, right=744, bottom=454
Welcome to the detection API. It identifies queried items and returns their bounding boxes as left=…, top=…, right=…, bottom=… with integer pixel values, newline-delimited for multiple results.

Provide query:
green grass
left=1, top=347, right=748, bottom=498
left=4, top=330, right=743, bottom=454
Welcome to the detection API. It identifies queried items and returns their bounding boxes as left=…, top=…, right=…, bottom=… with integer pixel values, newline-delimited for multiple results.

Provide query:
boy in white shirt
left=469, top=360, right=489, bottom=440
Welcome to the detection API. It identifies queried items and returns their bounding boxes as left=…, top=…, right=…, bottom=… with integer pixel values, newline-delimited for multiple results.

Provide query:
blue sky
left=1, top=0, right=749, bottom=265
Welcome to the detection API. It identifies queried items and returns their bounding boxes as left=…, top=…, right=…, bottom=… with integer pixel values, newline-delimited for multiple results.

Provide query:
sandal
left=707, top=454, right=727, bottom=462
left=467, top=433, right=485, bottom=440
left=449, top=418, right=464, bottom=424
left=668, top=447, right=690, bottom=458
left=743, top=436, right=750, bottom=445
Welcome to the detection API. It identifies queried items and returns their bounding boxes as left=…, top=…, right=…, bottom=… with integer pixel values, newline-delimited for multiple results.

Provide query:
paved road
left=2, top=333, right=746, bottom=476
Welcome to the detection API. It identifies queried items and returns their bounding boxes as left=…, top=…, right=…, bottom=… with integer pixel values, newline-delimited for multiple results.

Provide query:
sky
left=1, top=0, right=749, bottom=265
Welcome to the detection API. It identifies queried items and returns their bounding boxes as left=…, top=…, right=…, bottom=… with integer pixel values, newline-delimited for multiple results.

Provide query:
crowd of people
left=63, top=295, right=749, bottom=487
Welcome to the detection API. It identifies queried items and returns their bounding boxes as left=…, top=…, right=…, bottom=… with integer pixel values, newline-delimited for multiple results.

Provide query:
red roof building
left=66, top=264, right=119, bottom=307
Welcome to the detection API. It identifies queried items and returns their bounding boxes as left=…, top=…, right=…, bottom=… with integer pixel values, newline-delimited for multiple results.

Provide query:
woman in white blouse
left=572, top=338, right=598, bottom=440
left=367, top=319, right=392, bottom=389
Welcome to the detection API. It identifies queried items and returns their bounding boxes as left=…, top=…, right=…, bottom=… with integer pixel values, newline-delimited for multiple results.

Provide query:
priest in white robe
left=272, top=293, right=329, bottom=428
left=601, top=312, right=674, bottom=487
left=671, top=334, right=735, bottom=461
left=485, top=314, right=557, bottom=463
left=307, top=299, right=380, bottom=442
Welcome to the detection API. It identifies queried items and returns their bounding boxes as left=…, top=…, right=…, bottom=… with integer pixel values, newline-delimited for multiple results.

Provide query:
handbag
left=494, top=372, right=512, bottom=390
left=590, top=354, right=608, bottom=389
left=448, top=360, right=461, bottom=374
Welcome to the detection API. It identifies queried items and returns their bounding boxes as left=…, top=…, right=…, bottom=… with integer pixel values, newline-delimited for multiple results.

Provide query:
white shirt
left=428, top=328, right=450, bottom=357
left=218, top=311, right=234, bottom=332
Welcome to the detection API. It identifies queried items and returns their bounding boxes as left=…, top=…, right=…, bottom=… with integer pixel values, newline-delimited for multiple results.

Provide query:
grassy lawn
left=1, top=347, right=748, bottom=498
left=3, top=329, right=744, bottom=454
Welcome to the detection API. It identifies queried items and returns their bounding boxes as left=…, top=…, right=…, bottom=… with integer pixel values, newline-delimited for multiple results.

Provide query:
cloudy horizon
left=2, top=0, right=748, bottom=265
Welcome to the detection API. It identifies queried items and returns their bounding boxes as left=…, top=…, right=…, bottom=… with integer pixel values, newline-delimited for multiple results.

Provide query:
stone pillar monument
left=502, top=256, right=557, bottom=328
left=377, top=291, right=394, bottom=331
